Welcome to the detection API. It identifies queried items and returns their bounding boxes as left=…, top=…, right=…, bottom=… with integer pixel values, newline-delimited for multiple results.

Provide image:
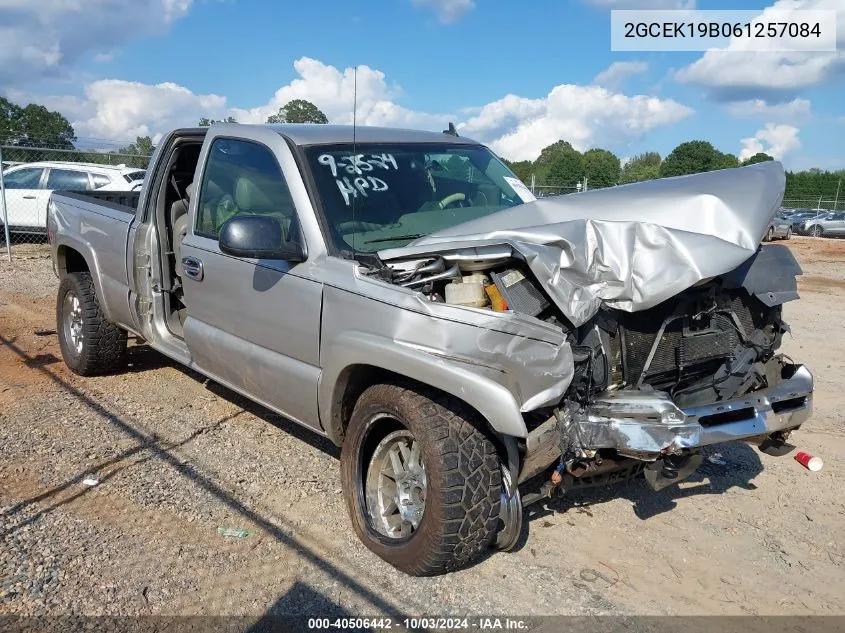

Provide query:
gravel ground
left=1, top=237, right=844, bottom=620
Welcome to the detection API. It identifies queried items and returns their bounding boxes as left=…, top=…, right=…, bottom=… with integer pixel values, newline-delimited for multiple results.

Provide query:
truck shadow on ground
left=247, top=581, right=354, bottom=632
left=520, top=441, right=764, bottom=541
left=122, top=341, right=340, bottom=457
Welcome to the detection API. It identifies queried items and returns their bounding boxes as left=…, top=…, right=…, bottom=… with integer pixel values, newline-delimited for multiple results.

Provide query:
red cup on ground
left=795, top=451, right=823, bottom=472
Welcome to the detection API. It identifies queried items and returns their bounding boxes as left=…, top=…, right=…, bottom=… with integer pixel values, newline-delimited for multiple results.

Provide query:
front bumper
left=576, top=363, right=813, bottom=456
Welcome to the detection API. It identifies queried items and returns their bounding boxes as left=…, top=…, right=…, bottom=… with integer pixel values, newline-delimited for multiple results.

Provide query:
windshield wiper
left=364, top=234, right=426, bottom=244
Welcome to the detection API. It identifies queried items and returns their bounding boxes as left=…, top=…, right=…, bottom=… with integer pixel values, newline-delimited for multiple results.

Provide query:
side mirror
left=218, top=215, right=305, bottom=262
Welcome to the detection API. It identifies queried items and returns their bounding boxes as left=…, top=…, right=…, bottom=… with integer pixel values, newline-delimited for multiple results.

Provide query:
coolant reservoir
left=462, top=273, right=487, bottom=286
left=445, top=279, right=488, bottom=308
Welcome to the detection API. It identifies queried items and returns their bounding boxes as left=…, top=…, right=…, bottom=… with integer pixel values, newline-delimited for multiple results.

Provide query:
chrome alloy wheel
left=62, top=290, right=84, bottom=355
left=365, top=427, right=427, bottom=539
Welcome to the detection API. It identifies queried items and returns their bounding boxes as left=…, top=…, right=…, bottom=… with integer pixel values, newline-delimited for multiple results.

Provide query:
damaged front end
left=370, top=161, right=812, bottom=521
left=520, top=243, right=813, bottom=498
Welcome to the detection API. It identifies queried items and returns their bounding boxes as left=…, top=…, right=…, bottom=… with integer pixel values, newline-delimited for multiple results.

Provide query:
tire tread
left=57, top=272, right=127, bottom=376
left=342, top=382, right=501, bottom=576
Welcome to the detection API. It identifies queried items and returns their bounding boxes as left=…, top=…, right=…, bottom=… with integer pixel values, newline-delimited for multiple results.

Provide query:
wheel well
left=331, top=364, right=508, bottom=456
left=57, top=246, right=90, bottom=276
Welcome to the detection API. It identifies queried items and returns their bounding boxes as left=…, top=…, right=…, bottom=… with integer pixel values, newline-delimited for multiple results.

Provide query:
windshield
left=305, top=143, right=534, bottom=252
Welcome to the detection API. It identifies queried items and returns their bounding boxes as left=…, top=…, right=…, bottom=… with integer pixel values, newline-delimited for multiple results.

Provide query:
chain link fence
left=781, top=198, right=842, bottom=212
left=0, top=144, right=151, bottom=259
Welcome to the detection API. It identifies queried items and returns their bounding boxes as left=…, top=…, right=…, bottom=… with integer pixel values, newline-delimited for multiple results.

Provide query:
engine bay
left=368, top=251, right=791, bottom=412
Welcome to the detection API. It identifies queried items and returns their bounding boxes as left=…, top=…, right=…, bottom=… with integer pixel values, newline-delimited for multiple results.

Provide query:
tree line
left=502, top=138, right=843, bottom=204
left=2, top=95, right=840, bottom=202
left=503, top=140, right=777, bottom=189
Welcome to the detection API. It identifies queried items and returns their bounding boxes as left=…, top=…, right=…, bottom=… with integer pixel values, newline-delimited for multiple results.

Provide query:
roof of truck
left=208, top=122, right=481, bottom=146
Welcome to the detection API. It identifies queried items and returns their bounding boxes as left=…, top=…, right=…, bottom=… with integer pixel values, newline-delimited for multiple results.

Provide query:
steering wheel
left=437, top=193, right=467, bottom=209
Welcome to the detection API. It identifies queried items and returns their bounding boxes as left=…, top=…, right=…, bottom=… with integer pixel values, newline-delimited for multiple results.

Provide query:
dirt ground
left=1, top=236, right=844, bottom=619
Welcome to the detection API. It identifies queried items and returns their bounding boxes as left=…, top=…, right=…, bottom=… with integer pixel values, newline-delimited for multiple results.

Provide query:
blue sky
left=1, top=0, right=842, bottom=170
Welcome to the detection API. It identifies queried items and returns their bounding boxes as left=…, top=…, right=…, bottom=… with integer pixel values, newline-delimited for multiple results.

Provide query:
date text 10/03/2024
left=307, top=617, right=530, bottom=630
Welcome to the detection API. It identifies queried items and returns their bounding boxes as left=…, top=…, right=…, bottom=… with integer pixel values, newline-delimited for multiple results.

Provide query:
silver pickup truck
left=48, top=123, right=813, bottom=576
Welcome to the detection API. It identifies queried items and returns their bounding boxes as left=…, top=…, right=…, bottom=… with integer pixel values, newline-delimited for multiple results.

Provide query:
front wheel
left=811, top=225, right=823, bottom=237
left=341, top=383, right=502, bottom=576
left=57, top=272, right=127, bottom=376
left=785, top=228, right=792, bottom=240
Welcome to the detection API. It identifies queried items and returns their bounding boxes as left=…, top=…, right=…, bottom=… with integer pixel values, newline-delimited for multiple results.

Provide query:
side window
left=195, top=138, right=299, bottom=243
left=46, top=169, right=90, bottom=191
left=91, top=173, right=112, bottom=189
left=3, top=167, right=44, bottom=189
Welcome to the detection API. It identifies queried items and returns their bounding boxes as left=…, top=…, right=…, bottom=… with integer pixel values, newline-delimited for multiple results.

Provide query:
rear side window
left=123, top=170, right=146, bottom=182
left=195, top=138, right=300, bottom=243
left=46, top=169, right=90, bottom=191
left=3, top=167, right=44, bottom=189
left=91, top=173, right=112, bottom=189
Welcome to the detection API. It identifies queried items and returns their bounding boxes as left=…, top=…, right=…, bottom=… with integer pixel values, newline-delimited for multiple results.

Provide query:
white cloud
left=0, top=0, right=193, bottom=85
left=583, top=0, right=695, bottom=8
left=726, top=98, right=812, bottom=120
left=228, top=57, right=450, bottom=130
left=460, top=85, right=693, bottom=161
left=69, top=80, right=226, bottom=141
left=13, top=57, right=693, bottom=161
left=592, top=61, right=649, bottom=90
left=676, top=0, right=845, bottom=101
left=411, top=0, right=475, bottom=23
left=739, top=123, right=801, bottom=161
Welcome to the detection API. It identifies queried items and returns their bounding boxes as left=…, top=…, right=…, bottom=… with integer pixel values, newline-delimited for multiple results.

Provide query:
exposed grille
left=619, top=291, right=769, bottom=387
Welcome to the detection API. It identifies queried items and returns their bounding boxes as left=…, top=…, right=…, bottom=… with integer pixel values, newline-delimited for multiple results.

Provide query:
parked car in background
left=792, top=212, right=829, bottom=235
left=764, top=212, right=792, bottom=241
left=800, top=211, right=845, bottom=237
left=1, top=162, right=146, bottom=234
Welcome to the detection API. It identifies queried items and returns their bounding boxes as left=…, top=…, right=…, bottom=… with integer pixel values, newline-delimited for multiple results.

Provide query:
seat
left=233, top=174, right=296, bottom=241
left=171, top=182, right=195, bottom=279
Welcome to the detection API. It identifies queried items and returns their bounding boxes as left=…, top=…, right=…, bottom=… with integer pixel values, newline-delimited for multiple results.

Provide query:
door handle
left=22, top=195, right=36, bottom=200
left=181, top=256, right=204, bottom=281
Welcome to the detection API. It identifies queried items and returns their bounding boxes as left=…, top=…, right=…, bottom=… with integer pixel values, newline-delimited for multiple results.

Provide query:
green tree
left=741, top=152, right=774, bottom=166
left=582, top=148, right=621, bottom=188
left=267, top=99, right=328, bottom=124
left=660, top=140, right=738, bottom=177
left=0, top=97, right=76, bottom=148
left=0, top=97, right=18, bottom=142
left=535, top=140, right=583, bottom=186
left=115, top=136, right=155, bottom=168
left=714, top=152, right=739, bottom=170
left=503, top=159, right=533, bottom=184
left=198, top=116, right=237, bottom=126
left=620, top=152, right=662, bottom=184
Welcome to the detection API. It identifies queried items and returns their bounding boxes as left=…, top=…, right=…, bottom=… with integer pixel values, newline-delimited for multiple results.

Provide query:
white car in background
left=1, top=162, right=145, bottom=233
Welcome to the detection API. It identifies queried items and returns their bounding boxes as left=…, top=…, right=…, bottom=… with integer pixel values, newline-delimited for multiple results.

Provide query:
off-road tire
left=341, top=383, right=502, bottom=576
left=57, top=272, right=127, bottom=376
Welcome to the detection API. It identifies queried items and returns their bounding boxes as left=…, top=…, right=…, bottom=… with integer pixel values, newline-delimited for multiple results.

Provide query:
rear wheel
left=785, top=228, right=792, bottom=240
left=766, top=228, right=774, bottom=242
left=57, top=272, right=127, bottom=376
left=340, top=383, right=502, bottom=576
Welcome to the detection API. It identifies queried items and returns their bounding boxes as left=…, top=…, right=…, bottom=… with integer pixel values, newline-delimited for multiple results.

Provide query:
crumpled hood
left=379, top=161, right=785, bottom=327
